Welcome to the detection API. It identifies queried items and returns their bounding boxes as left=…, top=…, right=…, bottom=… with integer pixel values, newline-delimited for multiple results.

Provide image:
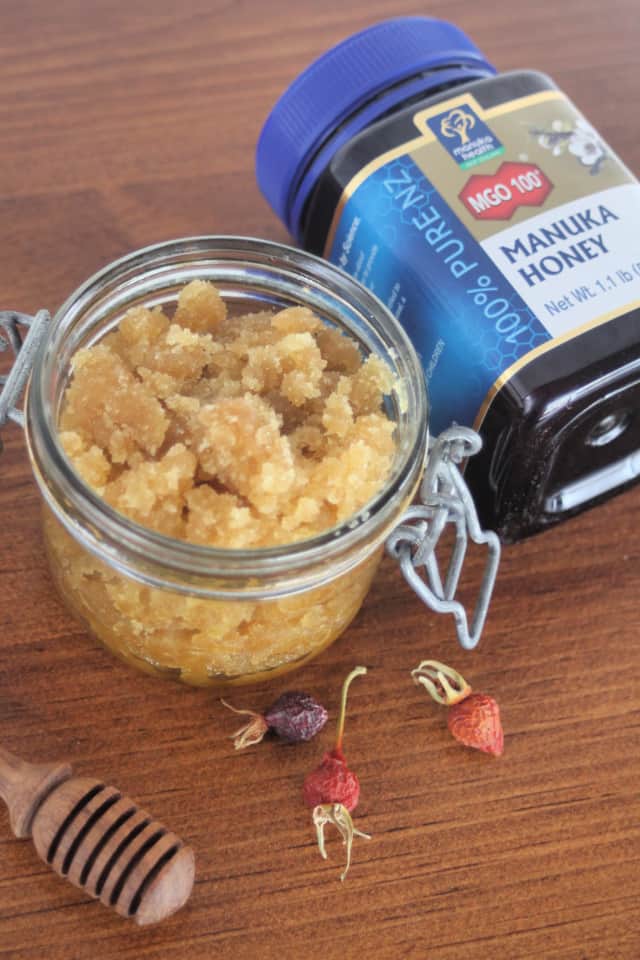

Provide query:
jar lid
left=256, top=17, right=495, bottom=236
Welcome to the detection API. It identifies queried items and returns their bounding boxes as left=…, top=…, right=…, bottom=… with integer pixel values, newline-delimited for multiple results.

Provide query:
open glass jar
left=0, top=238, right=499, bottom=686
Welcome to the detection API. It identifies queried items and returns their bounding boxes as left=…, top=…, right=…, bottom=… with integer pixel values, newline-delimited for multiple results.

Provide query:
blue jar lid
left=256, top=17, right=496, bottom=238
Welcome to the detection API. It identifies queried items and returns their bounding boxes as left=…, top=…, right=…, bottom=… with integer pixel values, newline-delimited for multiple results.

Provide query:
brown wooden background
left=1, top=2, right=639, bottom=958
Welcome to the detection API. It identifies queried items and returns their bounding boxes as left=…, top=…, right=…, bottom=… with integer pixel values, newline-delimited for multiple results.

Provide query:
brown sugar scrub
left=45, top=280, right=399, bottom=684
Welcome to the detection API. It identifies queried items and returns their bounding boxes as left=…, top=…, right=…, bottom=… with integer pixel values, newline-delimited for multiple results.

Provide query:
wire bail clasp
left=0, top=311, right=50, bottom=448
left=386, top=425, right=501, bottom=650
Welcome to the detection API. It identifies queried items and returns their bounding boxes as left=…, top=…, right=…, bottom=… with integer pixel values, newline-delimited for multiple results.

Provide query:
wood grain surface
left=1, top=2, right=639, bottom=958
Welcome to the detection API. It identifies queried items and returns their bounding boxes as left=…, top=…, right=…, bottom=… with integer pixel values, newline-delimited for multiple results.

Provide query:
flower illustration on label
left=530, top=118, right=606, bottom=174
left=568, top=119, right=606, bottom=169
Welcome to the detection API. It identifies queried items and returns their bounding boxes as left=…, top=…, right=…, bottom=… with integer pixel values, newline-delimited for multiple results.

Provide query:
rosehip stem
left=411, top=660, right=471, bottom=706
left=335, top=665, right=367, bottom=753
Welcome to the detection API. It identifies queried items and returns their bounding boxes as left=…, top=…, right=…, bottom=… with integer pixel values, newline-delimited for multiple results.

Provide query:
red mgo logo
left=459, top=162, right=553, bottom=220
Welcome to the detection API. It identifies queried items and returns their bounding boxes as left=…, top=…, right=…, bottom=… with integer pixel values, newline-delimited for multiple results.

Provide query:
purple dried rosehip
left=221, top=691, right=328, bottom=750
left=264, top=691, right=329, bottom=743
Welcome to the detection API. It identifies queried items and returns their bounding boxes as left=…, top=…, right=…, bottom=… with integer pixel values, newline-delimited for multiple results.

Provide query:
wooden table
left=1, top=2, right=639, bottom=957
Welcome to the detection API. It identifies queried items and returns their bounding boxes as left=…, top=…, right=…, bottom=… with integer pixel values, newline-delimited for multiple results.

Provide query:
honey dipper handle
left=0, top=747, right=72, bottom=838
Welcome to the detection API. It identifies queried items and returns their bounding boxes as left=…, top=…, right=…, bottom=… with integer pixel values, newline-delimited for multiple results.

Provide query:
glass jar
left=8, top=237, right=428, bottom=686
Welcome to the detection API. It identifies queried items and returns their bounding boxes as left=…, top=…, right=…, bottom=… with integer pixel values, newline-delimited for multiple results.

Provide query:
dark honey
left=257, top=18, right=640, bottom=541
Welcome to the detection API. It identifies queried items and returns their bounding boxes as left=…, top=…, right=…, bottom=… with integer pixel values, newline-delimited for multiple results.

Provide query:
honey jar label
left=324, top=89, right=640, bottom=431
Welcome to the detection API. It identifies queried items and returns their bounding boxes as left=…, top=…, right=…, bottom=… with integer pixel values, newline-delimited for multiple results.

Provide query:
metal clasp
left=0, top=310, right=50, bottom=447
left=386, top=425, right=501, bottom=650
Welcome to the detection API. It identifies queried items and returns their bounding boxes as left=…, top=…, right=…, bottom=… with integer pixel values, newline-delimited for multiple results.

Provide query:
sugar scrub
left=45, top=280, right=398, bottom=683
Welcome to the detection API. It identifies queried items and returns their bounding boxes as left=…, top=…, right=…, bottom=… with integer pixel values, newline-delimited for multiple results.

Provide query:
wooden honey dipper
left=0, top=747, right=195, bottom=925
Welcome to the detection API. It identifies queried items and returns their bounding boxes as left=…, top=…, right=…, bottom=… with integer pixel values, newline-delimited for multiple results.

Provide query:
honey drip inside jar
left=45, top=281, right=399, bottom=684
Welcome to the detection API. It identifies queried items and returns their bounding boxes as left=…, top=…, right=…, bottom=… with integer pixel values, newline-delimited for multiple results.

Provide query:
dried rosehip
left=266, top=691, right=328, bottom=743
left=303, top=666, right=371, bottom=880
left=302, top=750, right=360, bottom=811
left=221, top=691, right=328, bottom=749
left=447, top=693, right=503, bottom=757
left=411, top=659, right=504, bottom=757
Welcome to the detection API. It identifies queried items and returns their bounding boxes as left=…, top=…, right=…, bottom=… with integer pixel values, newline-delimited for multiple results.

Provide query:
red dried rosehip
left=447, top=693, right=503, bottom=757
left=222, top=690, right=328, bottom=750
left=412, top=659, right=504, bottom=757
left=302, top=749, right=360, bottom=812
left=303, top=666, right=370, bottom=880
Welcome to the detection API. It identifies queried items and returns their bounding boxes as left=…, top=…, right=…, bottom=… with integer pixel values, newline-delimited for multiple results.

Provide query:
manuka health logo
left=427, top=104, right=505, bottom=170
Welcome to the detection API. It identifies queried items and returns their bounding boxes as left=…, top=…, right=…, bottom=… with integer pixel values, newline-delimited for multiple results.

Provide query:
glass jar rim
left=27, top=236, right=428, bottom=595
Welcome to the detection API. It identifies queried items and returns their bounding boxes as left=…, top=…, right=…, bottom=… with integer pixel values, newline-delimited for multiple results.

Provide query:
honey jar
left=257, top=17, right=640, bottom=541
